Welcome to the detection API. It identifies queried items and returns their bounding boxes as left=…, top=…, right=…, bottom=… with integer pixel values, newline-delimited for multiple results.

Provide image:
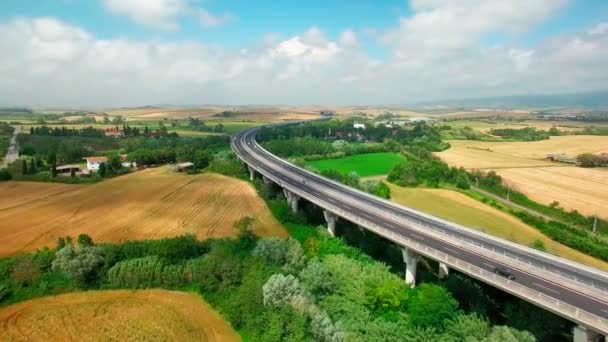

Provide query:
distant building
left=84, top=156, right=108, bottom=172
left=104, top=128, right=123, bottom=138
left=174, top=162, right=194, bottom=172
left=546, top=153, right=579, bottom=164
left=353, top=121, right=366, bottom=129
left=55, top=165, right=82, bottom=176
left=320, top=110, right=334, bottom=116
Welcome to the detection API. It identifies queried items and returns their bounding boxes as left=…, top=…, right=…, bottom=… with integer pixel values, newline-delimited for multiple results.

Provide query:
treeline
left=489, top=127, right=556, bottom=141
left=259, top=119, right=449, bottom=152
left=29, top=125, right=143, bottom=138
left=313, top=168, right=391, bottom=199
left=577, top=153, right=608, bottom=167
left=127, top=135, right=229, bottom=168
left=29, top=125, right=105, bottom=138
left=388, top=154, right=471, bottom=189
left=188, top=117, right=225, bottom=132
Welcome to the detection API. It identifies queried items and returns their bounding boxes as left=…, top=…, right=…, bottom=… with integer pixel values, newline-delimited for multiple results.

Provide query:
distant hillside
left=412, top=91, right=608, bottom=109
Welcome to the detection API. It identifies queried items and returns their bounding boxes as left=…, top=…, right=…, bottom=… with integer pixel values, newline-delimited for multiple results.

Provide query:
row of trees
left=188, top=117, right=225, bottom=132
left=29, top=126, right=105, bottom=138
left=489, top=127, right=556, bottom=141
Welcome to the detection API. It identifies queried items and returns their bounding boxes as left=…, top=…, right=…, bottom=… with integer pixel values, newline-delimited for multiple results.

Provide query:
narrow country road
left=2, top=125, right=20, bottom=168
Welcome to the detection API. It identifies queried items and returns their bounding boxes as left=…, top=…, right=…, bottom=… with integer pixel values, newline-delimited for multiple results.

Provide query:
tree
left=21, top=159, right=27, bottom=176
left=300, top=259, right=334, bottom=297
left=10, top=256, right=41, bottom=287
left=29, top=158, right=37, bottom=174
left=0, top=169, right=11, bottom=181
left=77, top=234, right=94, bottom=247
left=52, top=244, right=105, bottom=284
left=262, top=274, right=303, bottom=307
left=235, top=216, right=258, bottom=249
left=408, top=283, right=458, bottom=328
left=98, top=162, right=106, bottom=177
left=50, top=158, right=57, bottom=178
left=346, top=171, right=360, bottom=188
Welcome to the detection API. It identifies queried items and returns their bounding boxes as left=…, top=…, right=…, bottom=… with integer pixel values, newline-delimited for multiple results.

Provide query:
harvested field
left=497, top=167, right=608, bottom=218
left=436, top=136, right=608, bottom=217
left=0, top=290, right=239, bottom=342
left=436, top=136, right=608, bottom=169
left=0, top=168, right=286, bottom=256
left=387, top=184, right=608, bottom=270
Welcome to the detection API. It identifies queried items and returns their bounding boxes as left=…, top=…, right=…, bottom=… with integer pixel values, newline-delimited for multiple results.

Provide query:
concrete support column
left=438, top=262, right=449, bottom=279
left=573, top=326, right=602, bottom=342
left=247, top=165, right=255, bottom=181
left=283, top=189, right=300, bottom=213
left=323, top=210, right=338, bottom=236
left=402, top=247, right=420, bottom=288
left=262, top=176, right=272, bottom=185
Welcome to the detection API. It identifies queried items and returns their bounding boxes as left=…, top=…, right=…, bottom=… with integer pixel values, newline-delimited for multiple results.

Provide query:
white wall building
left=353, top=122, right=366, bottom=129
left=84, top=157, right=108, bottom=172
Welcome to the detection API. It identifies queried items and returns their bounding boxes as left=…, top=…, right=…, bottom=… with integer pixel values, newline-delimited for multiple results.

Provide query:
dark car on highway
left=493, top=266, right=516, bottom=280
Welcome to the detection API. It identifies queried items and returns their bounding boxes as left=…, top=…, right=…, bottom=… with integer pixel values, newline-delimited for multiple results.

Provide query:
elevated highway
left=232, top=121, right=608, bottom=341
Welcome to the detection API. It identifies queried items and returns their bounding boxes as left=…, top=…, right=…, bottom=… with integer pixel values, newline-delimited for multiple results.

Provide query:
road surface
left=2, top=125, right=19, bottom=168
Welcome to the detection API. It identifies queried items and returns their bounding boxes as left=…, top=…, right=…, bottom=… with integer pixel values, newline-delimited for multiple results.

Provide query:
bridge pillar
left=262, top=176, right=272, bottom=185
left=573, top=326, right=602, bottom=342
left=323, top=210, right=338, bottom=236
left=283, top=189, right=300, bottom=213
left=247, top=165, right=255, bottom=181
left=402, top=247, right=420, bottom=288
left=438, top=262, right=449, bottom=279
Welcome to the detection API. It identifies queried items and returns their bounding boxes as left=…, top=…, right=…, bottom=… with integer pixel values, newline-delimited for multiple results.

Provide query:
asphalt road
left=2, top=125, right=19, bottom=168
left=232, top=125, right=608, bottom=331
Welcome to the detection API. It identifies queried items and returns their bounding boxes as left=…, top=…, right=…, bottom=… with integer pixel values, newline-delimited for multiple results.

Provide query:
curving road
left=232, top=121, right=608, bottom=335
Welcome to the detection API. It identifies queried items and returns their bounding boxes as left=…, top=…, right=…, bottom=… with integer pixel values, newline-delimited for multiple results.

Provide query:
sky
left=1, top=0, right=607, bottom=106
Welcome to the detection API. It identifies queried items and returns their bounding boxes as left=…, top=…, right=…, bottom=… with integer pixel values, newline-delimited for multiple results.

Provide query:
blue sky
left=0, top=0, right=607, bottom=105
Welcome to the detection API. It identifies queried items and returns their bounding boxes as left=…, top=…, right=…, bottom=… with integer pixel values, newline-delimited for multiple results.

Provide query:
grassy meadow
left=0, top=167, right=286, bottom=256
left=387, top=183, right=608, bottom=270
left=307, top=152, right=406, bottom=177
left=0, top=290, right=239, bottom=342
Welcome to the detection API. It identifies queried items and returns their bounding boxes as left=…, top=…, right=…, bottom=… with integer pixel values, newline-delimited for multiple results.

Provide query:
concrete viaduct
left=232, top=121, right=608, bottom=341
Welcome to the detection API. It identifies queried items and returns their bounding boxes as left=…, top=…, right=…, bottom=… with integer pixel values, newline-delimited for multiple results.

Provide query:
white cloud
left=102, top=0, right=233, bottom=31
left=196, top=8, right=234, bottom=28
left=1, top=3, right=608, bottom=106
left=589, top=23, right=608, bottom=36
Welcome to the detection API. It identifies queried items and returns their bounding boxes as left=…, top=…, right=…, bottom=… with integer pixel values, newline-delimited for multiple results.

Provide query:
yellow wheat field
left=436, top=136, right=608, bottom=218
left=0, top=290, right=240, bottom=342
left=0, top=168, right=286, bottom=256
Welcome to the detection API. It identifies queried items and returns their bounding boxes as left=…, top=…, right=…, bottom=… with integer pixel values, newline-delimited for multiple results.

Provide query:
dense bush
left=51, top=245, right=105, bottom=285
left=107, top=256, right=190, bottom=288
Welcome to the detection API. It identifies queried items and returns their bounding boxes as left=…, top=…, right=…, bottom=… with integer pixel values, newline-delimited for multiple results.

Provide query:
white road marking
left=532, top=282, right=560, bottom=295
left=442, top=246, right=460, bottom=255
left=410, top=233, right=425, bottom=241
left=602, top=309, right=608, bottom=315
left=483, top=263, right=494, bottom=268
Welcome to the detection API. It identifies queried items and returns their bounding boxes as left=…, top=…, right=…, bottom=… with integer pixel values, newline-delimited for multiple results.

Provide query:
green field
left=307, top=152, right=405, bottom=177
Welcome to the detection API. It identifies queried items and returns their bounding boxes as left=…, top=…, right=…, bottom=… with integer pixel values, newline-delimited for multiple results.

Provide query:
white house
left=353, top=121, right=366, bottom=129
left=84, top=156, right=108, bottom=172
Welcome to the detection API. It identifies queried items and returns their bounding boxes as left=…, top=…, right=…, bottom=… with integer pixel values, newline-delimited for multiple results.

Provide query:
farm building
left=320, top=110, right=334, bottom=116
left=546, top=153, right=579, bottom=164
left=174, top=162, right=194, bottom=172
left=55, top=165, right=82, bottom=176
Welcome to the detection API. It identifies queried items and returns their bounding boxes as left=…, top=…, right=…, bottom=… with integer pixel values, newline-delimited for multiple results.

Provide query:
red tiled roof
left=84, top=156, right=108, bottom=163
